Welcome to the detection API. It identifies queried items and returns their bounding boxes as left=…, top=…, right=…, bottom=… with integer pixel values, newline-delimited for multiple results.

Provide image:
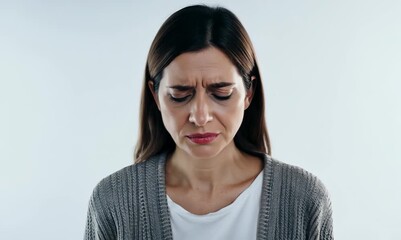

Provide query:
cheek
left=226, top=106, right=244, bottom=126
left=215, top=98, right=245, bottom=127
left=225, top=93, right=246, bottom=112
left=159, top=101, right=188, bottom=134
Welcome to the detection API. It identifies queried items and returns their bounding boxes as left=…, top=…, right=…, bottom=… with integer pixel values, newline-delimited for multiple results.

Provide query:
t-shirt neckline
left=166, top=169, right=264, bottom=218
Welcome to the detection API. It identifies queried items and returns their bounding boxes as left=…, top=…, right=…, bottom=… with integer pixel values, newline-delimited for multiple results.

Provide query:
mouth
left=186, top=133, right=219, bottom=144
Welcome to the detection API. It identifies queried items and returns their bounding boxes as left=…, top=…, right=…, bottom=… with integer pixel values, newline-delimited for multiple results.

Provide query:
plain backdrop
left=1, top=0, right=400, bottom=239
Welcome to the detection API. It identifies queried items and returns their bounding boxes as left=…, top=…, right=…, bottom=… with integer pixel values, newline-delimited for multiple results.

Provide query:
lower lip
left=187, top=135, right=218, bottom=144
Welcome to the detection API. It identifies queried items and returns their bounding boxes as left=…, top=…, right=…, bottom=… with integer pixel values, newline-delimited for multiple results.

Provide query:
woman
left=84, top=5, right=333, bottom=240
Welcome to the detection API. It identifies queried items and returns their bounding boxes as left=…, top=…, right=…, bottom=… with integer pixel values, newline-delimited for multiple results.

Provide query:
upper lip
left=187, top=132, right=219, bottom=138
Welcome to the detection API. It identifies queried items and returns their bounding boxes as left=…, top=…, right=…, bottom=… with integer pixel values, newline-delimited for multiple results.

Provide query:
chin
left=182, top=145, right=224, bottom=160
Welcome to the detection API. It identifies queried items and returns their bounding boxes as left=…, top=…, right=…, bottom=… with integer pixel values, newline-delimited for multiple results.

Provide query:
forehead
left=162, top=47, right=241, bottom=85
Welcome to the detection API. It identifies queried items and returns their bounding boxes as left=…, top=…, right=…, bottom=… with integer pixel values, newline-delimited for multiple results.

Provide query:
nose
left=188, top=93, right=213, bottom=127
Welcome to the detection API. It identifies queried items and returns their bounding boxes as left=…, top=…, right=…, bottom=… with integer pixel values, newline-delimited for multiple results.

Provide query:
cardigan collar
left=145, top=151, right=276, bottom=239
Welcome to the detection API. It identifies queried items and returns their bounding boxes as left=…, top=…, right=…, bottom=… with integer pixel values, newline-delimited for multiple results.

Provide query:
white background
left=1, top=0, right=400, bottom=239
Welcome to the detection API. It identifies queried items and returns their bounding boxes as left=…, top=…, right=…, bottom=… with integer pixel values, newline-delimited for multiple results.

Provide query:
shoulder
left=258, top=155, right=333, bottom=239
left=85, top=153, right=168, bottom=238
left=269, top=158, right=333, bottom=238
left=265, top=155, right=331, bottom=208
left=89, top=164, right=137, bottom=213
left=89, top=153, right=166, bottom=210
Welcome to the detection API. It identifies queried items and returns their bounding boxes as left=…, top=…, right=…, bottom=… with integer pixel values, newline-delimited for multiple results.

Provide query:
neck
left=166, top=143, right=261, bottom=191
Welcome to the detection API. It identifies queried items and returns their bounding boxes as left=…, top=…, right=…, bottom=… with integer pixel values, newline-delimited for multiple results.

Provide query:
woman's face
left=150, top=47, right=253, bottom=159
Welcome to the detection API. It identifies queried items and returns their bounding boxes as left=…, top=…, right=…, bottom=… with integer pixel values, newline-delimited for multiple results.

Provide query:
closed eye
left=213, top=94, right=232, bottom=101
left=168, top=94, right=192, bottom=103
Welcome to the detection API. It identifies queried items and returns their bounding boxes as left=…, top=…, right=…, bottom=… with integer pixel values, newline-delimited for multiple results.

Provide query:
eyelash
left=213, top=94, right=232, bottom=101
left=168, top=93, right=232, bottom=102
left=169, top=95, right=191, bottom=103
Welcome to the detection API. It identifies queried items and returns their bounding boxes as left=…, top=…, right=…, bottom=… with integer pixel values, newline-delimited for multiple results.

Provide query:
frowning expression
left=149, top=47, right=253, bottom=159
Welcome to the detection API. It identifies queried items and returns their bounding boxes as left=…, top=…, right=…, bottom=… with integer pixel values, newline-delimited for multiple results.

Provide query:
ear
left=148, top=81, right=160, bottom=110
left=244, top=76, right=256, bottom=110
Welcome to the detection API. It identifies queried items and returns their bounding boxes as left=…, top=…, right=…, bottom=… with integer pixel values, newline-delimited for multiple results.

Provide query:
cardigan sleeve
left=320, top=190, right=334, bottom=240
left=307, top=178, right=334, bottom=240
left=84, top=179, right=117, bottom=240
left=84, top=195, right=99, bottom=240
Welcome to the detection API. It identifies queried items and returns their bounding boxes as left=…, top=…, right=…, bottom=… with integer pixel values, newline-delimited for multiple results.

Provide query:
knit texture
left=84, top=152, right=333, bottom=240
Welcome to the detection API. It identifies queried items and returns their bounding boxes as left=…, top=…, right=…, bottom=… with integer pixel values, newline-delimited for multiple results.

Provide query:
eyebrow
left=167, top=82, right=235, bottom=91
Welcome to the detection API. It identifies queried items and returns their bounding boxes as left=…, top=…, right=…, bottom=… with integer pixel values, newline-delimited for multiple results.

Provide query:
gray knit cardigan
left=84, top=152, right=333, bottom=239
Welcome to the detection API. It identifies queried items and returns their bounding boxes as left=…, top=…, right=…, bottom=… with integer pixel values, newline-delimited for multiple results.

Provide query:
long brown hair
left=135, top=5, right=271, bottom=162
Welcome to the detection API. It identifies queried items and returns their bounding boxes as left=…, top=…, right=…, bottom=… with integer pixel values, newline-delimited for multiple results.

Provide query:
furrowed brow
left=167, top=85, right=194, bottom=91
left=207, top=82, right=235, bottom=89
left=167, top=82, right=234, bottom=91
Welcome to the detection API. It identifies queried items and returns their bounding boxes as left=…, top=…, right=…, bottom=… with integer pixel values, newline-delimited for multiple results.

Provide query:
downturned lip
left=186, top=132, right=219, bottom=138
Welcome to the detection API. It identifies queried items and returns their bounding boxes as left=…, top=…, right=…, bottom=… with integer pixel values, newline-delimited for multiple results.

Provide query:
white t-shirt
left=167, top=171, right=263, bottom=240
